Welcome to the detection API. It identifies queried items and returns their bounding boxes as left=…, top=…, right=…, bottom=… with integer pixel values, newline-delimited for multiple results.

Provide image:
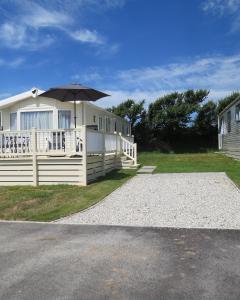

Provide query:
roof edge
left=218, top=95, right=240, bottom=116
left=0, top=88, right=45, bottom=109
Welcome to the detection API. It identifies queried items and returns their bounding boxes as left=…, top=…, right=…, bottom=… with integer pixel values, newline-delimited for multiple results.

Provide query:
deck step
left=137, top=166, right=157, bottom=174
left=121, top=158, right=139, bottom=169
left=222, top=150, right=240, bottom=160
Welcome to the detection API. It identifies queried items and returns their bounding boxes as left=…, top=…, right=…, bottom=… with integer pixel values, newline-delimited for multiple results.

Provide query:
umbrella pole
left=74, top=99, right=77, bottom=128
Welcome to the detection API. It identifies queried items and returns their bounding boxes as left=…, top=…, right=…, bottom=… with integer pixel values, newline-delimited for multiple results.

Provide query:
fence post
left=119, top=132, right=122, bottom=155
left=82, top=125, right=87, bottom=186
left=114, top=132, right=118, bottom=168
left=134, top=143, right=137, bottom=166
left=102, top=132, right=106, bottom=176
left=31, top=128, right=38, bottom=186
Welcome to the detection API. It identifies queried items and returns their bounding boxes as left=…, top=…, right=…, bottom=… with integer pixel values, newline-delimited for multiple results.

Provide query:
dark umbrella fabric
left=40, top=84, right=109, bottom=128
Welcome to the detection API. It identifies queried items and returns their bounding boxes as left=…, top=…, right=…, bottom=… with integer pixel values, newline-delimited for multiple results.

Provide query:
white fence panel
left=105, top=134, right=117, bottom=153
left=87, top=129, right=104, bottom=153
left=65, top=130, right=82, bottom=154
left=0, top=130, right=32, bottom=157
left=123, top=135, right=134, bottom=143
left=36, top=129, right=82, bottom=154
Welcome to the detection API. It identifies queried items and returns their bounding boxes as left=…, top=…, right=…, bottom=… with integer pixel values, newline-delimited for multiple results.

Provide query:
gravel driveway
left=57, top=172, right=240, bottom=229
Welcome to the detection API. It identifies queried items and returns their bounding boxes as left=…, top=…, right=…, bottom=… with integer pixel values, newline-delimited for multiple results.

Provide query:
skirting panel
left=0, top=157, right=83, bottom=186
left=87, top=154, right=122, bottom=183
left=0, top=154, right=123, bottom=186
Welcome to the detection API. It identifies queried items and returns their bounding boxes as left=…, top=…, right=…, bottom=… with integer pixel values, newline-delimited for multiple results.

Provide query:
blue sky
left=0, top=0, right=240, bottom=107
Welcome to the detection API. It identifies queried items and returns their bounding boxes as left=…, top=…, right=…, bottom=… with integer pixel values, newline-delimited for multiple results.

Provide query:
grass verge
left=138, top=152, right=240, bottom=187
left=0, top=169, right=135, bottom=222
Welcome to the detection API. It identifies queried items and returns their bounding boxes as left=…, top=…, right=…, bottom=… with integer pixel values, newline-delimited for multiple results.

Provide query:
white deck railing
left=121, top=135, right=137, bottom=165
left=86, top=130, right=121, bottom=154
left=0, top=127, right=137, bottom=165
left=0, top=128, right=83, bottom=157
left=0, top=130, right=33, bottom=156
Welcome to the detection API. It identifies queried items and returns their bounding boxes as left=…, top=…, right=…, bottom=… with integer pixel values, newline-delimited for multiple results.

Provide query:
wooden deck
left=0, top=126, right=137, bottom=186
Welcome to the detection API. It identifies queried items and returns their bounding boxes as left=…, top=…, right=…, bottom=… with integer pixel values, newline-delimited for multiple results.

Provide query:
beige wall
left=0, top=96, right=130, bottom=134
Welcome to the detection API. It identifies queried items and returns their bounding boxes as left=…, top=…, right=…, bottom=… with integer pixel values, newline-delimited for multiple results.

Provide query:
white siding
left=219, top=99, right=240, bottom=150
left=0, top=95, right=130, bottom=134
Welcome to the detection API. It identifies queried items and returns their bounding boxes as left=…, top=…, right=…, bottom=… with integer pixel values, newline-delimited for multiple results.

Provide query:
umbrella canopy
left=40, top=84, right=109, bottom=128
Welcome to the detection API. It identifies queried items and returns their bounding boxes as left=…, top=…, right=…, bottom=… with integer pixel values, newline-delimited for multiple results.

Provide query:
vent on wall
left=31, top=88, right=38, bottom=98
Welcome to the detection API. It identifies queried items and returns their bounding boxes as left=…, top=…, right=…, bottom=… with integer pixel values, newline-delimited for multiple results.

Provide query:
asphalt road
left=0, top=222, right=240, bottom=300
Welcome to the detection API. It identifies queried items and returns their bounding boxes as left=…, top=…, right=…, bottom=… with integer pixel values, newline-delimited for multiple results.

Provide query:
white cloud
left=0, top=0, right=123, bottom=51
left=72, top=71, right=103, bottom=83
left=98, top=88, right=235, bottom=108
left=98, top=89, right=170, bottom=108
left=116, top=54, right=240, bottom=92
left=32, top=0, right=126, bottom=12
left=0, top=23, right=27, bottom=49
left=202, top=0, right=240, bottom=14
left=90, top=53, right=240, bottom=107
left=70, top=29, right=104, bottom=44
left=202, top=0, right=240, bottom=31
left=21, top=3, right=72, bottom=29
left=0, top=93, right=11, bottom=100
left=0, top=22, right=55, bottom=50
left=0, top=57, right=25, bottom=68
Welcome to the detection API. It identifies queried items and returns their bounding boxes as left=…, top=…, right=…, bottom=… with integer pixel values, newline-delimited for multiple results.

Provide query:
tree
left=216, top=92, right=240, bottom=115
left=194, top=101, right=217, bottom=131
left=148, top=90, right=209, bottom=132
left=108, top=99, right=145, bottom=133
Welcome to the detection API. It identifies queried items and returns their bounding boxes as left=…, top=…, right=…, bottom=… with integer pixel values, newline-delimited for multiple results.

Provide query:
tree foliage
left=148, top=90, right=209, bottom=131
left=216, top=92, right=240, bottom=115
left=107, top=89, right=240, bottom=152
left=108, top=99, right=145, bottom=132
left=194, top=101, right=217, bottom=131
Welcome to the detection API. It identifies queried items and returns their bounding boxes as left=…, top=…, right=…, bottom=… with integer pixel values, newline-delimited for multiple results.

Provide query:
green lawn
left=0, top=152, right=239, bottom=222
left=0, top=169, right=135, bottom=222
left=138, top=152, right=240, bottom=187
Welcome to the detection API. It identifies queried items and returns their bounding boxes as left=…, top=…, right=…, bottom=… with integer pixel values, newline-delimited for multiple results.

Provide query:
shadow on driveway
left=0, top=222, right=240, bottom=300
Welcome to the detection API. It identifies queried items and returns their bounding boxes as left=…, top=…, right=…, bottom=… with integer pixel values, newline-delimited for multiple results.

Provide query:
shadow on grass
left=88, top=168, right=136, bottom=185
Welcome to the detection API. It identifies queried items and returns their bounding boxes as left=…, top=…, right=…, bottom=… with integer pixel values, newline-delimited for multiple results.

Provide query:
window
left=93, top=115, right=96, bottom=123
left=105, top=117, right=110, bottom=132
left=20, top=111, right=53, bottom=130
left=122, top=124, right=125, bottom=134
left=114, top=120, right=117, bottom=132
left=58, top=110, right=71, bottom=129
left=227, top=110, right=231, bottom=133
left=10, top=112, right=17, bottom=130
left=236, top=104, right=240, bottom=122
left=0, top=111, right=2, bottom=130
left=127, top=124, right=130, bottom=135
left=98, top=116, right=103, bottom=131
left=219, top=117, right=224, bottom=134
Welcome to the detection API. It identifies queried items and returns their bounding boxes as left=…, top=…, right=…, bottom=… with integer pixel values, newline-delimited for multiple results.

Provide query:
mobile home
left=0, top=88, right=137, bottom=186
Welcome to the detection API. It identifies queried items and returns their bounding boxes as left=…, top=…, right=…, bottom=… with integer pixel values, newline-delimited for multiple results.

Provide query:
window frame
left=10, top=112, right=17, bottom=131
left=58, top=110, right=71, bottom=129
left=219, top=117, right=224, bottom=134
left=227, top=110, right=231, bottom=133
left=20, top=110, right=53, bottom=130
left=0, top=111, right=2, bottom=129
left=235, top=104, right=240, bottom=122
left=98, top=116, right=103, bottom=131
left=105, top=117, right=111, bottom=133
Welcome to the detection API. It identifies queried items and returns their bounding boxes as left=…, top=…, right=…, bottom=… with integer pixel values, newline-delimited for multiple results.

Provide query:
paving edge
left=53, top=174, right=138, bottom=223
left=1, top=220, right=240, bottom=232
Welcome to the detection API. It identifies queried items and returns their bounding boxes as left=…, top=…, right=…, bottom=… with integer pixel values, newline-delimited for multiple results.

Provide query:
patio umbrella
left=40, top=84, right=109, bottom=128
